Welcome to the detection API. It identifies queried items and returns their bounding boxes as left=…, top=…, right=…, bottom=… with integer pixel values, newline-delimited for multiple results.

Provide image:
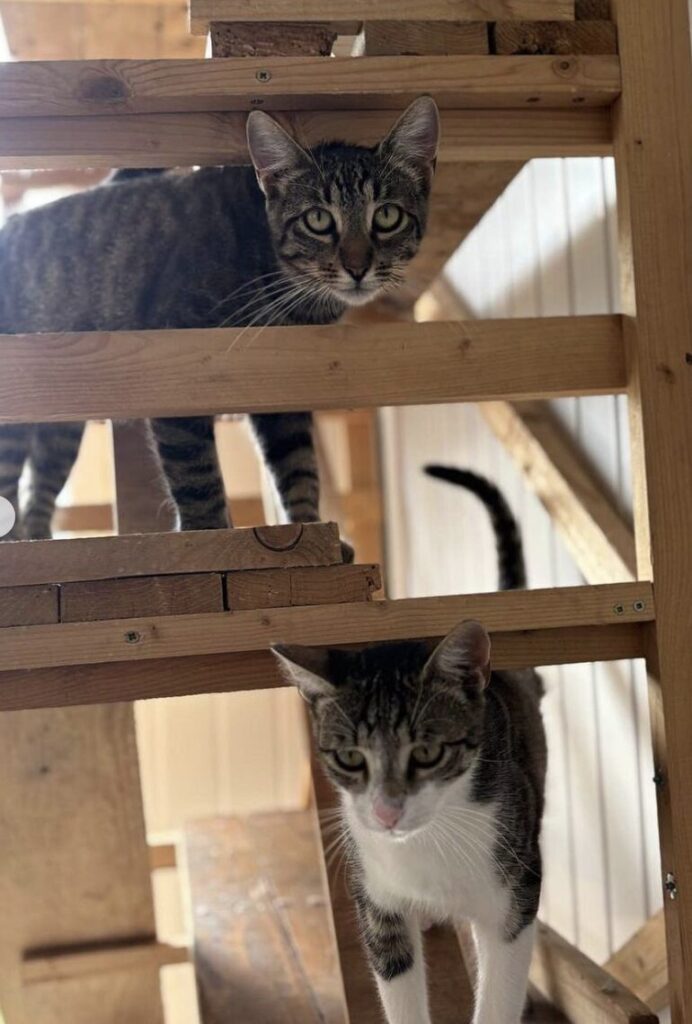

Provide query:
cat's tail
left=424, top=465, right=526, bottom=591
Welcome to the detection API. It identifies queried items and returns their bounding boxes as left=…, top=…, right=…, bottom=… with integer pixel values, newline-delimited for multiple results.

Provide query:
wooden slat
left=22, top=940, right=189, bottom=985
left=0, top=622, right=647, bottom=711
left=494, top=19, right=617, bottom=54
left=612, top=0, right=692, bottom=1017
left=0, top=107, right=612, bottom=169
left=530, top=921, right=658, bottom=1024
left=190, top=0, right=576, bottom=35
left=0, top=522, right=341, bottom=587
left=0, top=584, right=59, bottom=627
left=605, top=911, right=668, bottom=1013
left=210, top=21, right=337, bottom=56
left=61, top=574, right=225, bottom=623
left=575, top=0, right=610, bottom=16
left=53, top=494, right=267, bottom=534
left=0, top=317, right=626, bottom=424
left=0, top=56, right=621, bottom=118
left=360, top=20, right=489, bottom=55
left=226, top=564, right=381, bottom=610
left=0, top=582, right=653, bottom=673
left=480, top=401, right=636, bottom=584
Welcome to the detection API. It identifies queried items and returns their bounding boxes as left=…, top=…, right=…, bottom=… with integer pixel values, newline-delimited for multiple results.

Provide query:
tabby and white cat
left=275, top=467, right=546, bottom=1024
left=0, top=97, right=439, bottom=541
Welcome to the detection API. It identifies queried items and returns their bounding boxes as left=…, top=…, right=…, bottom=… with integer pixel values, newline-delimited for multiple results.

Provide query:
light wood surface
left=605, top=911, right=668, bottom=1013
left=612, top=0, right=692, bottom=1017
left=0, top=107, right=612, bottom=169
left=0, top=522, right=342, bottom=587
left=0, top=581, right=653, bottom=673
left=0, top=317, right=625, bottom=424
left=22, top=942, right=189, bottom=986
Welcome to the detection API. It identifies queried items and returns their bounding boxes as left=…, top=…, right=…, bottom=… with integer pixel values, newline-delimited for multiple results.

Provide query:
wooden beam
left=0, top=317, right=626, bottom=424
left=480, top=401, right=636, bottom=584
left=605, top=912, right=668, bottom=1013
left=0, top=622, right=647, bottom=711
left=360, top=20, right=489, bottom=55
left=22, top=940, right=189, bottom=985
left=0, top=522, right=342, bottom=587
left=494, top=19, right=617, bottom=54
left=612, top=0, right=692, bottom=1017
left=575, top=0, right=610, bottom=16
left=0, top=108, right=612, bottom=169
left=0, top=56, right=621, bottom=119
left=60, top=574, right=225, bottom=622
left=210, top=21, right=337, bottom=56
left=53, top=495, right=267, bottom=534
left=530, top=921, right=658, bottom=1024
left=0, top=584, right=59, bottom=627
left=0, top=582, right=653, bottom=674
left=225, top=564, right=382, bottom=610
left=190, top=0, right=576, bottom=35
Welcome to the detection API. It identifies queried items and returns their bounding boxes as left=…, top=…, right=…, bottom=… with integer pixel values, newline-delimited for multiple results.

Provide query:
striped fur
left=0, top=99, right=438, bottom=540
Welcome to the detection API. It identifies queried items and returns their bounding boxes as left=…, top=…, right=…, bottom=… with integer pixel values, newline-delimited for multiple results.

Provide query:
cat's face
left=247, top=98, right=439, bottom=307
left=274, top=621, right=491, bottom=840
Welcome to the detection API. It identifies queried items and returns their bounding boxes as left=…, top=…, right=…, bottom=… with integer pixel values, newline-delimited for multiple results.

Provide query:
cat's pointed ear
left=246, top=111, right=312, bottom=189
left=272, top=644, right=335, bottom=700
left=426, top=620, right=491, bottom=690
left=378, top=96, right=440, bottom=169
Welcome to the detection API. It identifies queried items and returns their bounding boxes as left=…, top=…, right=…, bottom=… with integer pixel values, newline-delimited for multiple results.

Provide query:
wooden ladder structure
left=0, top=0, right=690, bottom=1021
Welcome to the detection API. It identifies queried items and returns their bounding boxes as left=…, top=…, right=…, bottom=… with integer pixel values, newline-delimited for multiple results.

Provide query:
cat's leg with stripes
left=150, top=416, right=229, bottom=531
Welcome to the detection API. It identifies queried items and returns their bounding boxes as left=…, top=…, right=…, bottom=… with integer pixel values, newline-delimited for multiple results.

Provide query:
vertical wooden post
left=611, top=1, right=692, bottom=1019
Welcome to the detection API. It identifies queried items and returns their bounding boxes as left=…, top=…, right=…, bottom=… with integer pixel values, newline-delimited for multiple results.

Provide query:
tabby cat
left=0, top=97, right=439, bottom=541
left=275, top=467, right=546, bottom=1024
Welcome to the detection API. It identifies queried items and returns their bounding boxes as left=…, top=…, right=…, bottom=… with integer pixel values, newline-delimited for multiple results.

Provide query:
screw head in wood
left=633, top=599, right=646, bottom=612
left=256, top=69, right=272, bottom=82
left=613, top=603, right=624, bottom=615
left=665, top=872, right=678, bottom=900
left=124, top=630, right=142, bottom=644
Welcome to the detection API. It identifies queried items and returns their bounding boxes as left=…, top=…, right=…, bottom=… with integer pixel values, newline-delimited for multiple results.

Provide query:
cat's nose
left=344, top=263, right=369, bottom=283
left=372, top=796, right=403, bottom=830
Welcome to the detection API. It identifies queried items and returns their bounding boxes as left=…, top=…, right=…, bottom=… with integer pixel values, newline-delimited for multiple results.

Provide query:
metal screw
left=633, top=599, right=646, bottom=612
left=124, top=630, right=142, bottom=645
left=250, top=97, right=265, bottom=107
left=653, top=769, right=665, bottom=788
left=559, top=60, right=572, bottom=71
left=665, top=872, right=678, bottom=901
left=256, top=69, right=272, bottom=82
left=613, top=603, right=624, bottom=615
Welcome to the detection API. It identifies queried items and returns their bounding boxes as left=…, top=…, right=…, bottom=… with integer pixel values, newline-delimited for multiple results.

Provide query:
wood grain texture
left=480, top=401, right=636, bottom=584
left=22, top=941, right=189, bottom=985
left=360, top=21, right=489, bottom=55
left=494, top=20, right=617, bottom=54
left=60, top=574, right=225, bottom=622
left=0, top=582, right=653, bottom=673
left=605, top=911, right=668, bottom=1013
left=226, top=564, right=382, bottom=610
left=210, top=21, right=337, bottom=56
left=190, top=0, right=576, bottom=34
left=530, top=922, right=658, bottom=1024
left=0, top=317, right=626, bottom=424
left=612, top=0, right=692, bottom=1017
left=0, top=584, right=59, bottom=627
left=0, top=622, right=647, bottom=711
left=185, top=813, right=344, bottom=1024
left=575, top=0, right=610, bottom=17
left=0, top=522, right=342, bottom=587
left=0, top=55, right=621, bottom=118
left=0, top=107, right=612, bottom=169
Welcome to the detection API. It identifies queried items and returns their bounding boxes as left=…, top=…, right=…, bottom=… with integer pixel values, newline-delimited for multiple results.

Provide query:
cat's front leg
left=471, top=919, right=535, bottom=1024
left=355, top=888, right=431, bottom=1024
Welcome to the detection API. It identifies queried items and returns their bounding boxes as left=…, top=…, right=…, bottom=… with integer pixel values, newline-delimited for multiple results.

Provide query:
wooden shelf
left=0, top=316, right=625, bottom=424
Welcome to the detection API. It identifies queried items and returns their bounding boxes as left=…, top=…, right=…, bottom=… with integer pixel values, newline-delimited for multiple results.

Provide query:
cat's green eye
left=334, top=748, right=366, bottom=771
left=411, top=742, right=445, bottom=769
left=303, top=207, right=335, bottom=235
left=373, top=204, right=407, bottom=233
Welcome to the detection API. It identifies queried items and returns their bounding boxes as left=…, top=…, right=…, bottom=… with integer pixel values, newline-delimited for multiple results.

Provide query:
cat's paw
left=340, top=540, right=355, bottom=564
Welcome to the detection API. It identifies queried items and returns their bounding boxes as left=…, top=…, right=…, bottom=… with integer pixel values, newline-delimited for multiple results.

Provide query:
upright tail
left=424, top=465, right=526, bottom=591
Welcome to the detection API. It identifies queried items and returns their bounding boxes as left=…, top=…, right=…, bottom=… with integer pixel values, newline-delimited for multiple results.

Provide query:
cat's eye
left=334, top=748, right=366, bottom=771
left=410, top=742, right=445, bottom=769
left=303, top=207, right=335, bottom=235
left=373, top=204, right=407, bottom=233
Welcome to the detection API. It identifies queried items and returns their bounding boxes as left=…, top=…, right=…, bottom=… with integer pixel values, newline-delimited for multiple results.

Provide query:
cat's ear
left=378, top=96, right=440, bottom=169
left=246, top=111, right=312, bottom=189
left=426, top=620, right=491, bottom=690
left=272, top=644, right=335, bottom=700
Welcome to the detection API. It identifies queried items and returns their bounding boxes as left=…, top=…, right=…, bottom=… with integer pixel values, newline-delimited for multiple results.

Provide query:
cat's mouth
left=334, top=283, right=382, bottom=307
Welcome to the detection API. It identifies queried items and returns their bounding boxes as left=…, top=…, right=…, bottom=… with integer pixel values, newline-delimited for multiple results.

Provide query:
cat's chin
left=335, top=286, right=382, bottom=307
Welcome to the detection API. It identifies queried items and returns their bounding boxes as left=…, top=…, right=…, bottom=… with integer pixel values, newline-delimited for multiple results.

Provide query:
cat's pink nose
left=372, top=796, right=403, bottom=830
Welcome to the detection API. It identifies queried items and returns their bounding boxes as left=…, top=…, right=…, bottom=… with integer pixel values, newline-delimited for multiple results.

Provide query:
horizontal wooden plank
left=0, top=582, right=653, bottom=673
left=0, top=316, right=625, bottom=424
left=60, top=574, right=225, bottom=622
left=0, top=622, right=647, bottom=710
left=226, top=564, right=382, bottom=610
left=361, top=20, right=489, bottom=55
left=530, top=922, right=658, bottom=1024
left=23, top=940, right=189, bottom=985
left=494, top=19, right=617, bottom=54
left=0, top=56, right=620, bottom=119
left=605, top=911, right=668, bottom=1013
left=190, top=0, right=576, bottom=34
left=0, top=584, right=59, bottom=627
left=0, top=523, right=342, bottom=588
left=0, top=108, right=611, bottom=169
